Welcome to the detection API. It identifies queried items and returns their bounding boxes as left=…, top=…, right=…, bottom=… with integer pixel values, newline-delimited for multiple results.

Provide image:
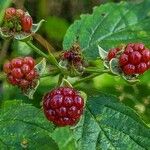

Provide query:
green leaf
left=109, top=58, right=121, bottom=75
left=0, top=100, right=58, bottom=149
left=73, top=93, right=150, bottom=150
left=98, top=45, right=108, bottom=60
left=35, top=58, right=46, bottom=76
left=63, top=0, right=150, bottom=60
left=52, top=127, right=76, bottom=150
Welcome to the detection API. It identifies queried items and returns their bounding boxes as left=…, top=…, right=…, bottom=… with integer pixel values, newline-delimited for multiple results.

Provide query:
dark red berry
left=21, top=15, right=33, bottom=32
left=4, top=8, right=16, bottom=20
left=3, top=61, right=11, bottom=74
left=123, top=64, right=135, bottom=75
left=23, top=57, right=35, bottom=69
left=43, top=87, right=84, bottom=126
left=141, top=49, right=150, bottom=62
left=136, top=62, right=147, bottom=74
left=119, top=54, right=128, bottom=66
left=11, top=68, right=23, bottom=79
left=128, top=51, right=142, bottom=65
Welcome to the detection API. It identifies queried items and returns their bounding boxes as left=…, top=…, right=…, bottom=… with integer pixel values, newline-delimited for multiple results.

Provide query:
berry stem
left=84, top=68, right=110, bottom=74
left=26, top=41, right=59, bottom=68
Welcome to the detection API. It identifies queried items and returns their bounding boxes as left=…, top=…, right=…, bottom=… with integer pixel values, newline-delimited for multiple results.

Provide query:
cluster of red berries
left=4, top=7, right=32, bottom=32
left=3, top=57, right=38, bottom=91
left=43, top=87, right=84, bottom=126
left=107, top=43, right=150, bottom=75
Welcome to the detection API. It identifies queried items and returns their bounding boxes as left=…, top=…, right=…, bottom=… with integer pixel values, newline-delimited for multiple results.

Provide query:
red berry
left=11, top=68, right=23, bottom=79
left=43, top=87, right=84, bottom=126
left=21, top=15, right=33, bottom=32
left=21, top=64, right=31, bottom=74
left=7, top=75, right=20, bottom=85
left=136, top=62, right=147, bottom=74
left=4, top=7, right=16, bottom=20
left=128, top=51, right=142, bottom=65
left=123, top=64, right=135, bottom=75
left=11, top=58, right=23, bottom=68
left=141, top=49, right=150, bottom=62
left=25, top=69, right=36, bottom=81
left=147, top=61, right=150, bottom=69
left=107, top=49, right=117, bottom=61
left=134, top=43, right=144, bottom=52
left=124, top=46, right=133, bottom=54
left=23, top=57, right=35, bottom=69
left=119, top=54, right=128, bottom=66
left=3, top=61, right=11, bottom=74
left=16, top=9, right=25, bottom=19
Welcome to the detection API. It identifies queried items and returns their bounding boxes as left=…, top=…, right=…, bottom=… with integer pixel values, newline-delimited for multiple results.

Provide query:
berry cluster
left=107, top=43, right=150, bottom=75
left=4, top=7, right=32, bottom=32
left=3, top=57, right=38, bottom=91
left=119, top=43, right=150, bottom=75
left=43, top=87, right=84, bottom=126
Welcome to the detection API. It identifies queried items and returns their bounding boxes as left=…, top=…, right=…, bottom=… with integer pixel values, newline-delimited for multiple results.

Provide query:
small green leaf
left=0, top=100, right=58, bottom=149
left=35, top=58, right=46, bottom=76
left=60, top=79, right=73, bottom=88
left=109, top=58, right=121, bottom=75
left=32, top=19, right=45, bottom=33
left=73, top=93, right=150, bottom=150
left=98, top=45, right=108, bottom=60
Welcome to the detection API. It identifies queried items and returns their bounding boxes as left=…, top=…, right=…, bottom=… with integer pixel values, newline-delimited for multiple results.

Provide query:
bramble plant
left=1, top=0, right=150, bottom=149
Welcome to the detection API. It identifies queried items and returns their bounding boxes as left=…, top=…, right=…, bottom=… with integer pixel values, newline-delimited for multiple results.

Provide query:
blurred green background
left=1, top=0, right=150, bottom=126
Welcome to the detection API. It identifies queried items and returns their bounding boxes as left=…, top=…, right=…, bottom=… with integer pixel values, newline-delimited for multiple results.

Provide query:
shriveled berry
left=16, top=9, right=25, bottom=19
left=141, top=49, right=150, bottom=62
left=3, top=61, right=11, bottom=73
left=23, top=57, right=35, bottom=69
left=11, top=68, right=23, bottom=79
left=43, top=87, right=84, bottom=126
left=119, top=54, right=128, bottom=66
left=11, top=58, right=23, bottom=68
left=136, top=62, right=147, bottom=74
left=128, top=51, right=141, bottom=65
left=4, top=7, right=16, bottom=20
left=123, top=64, right=135, bottom=75
left=21, top=15, right=33, bottom=32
